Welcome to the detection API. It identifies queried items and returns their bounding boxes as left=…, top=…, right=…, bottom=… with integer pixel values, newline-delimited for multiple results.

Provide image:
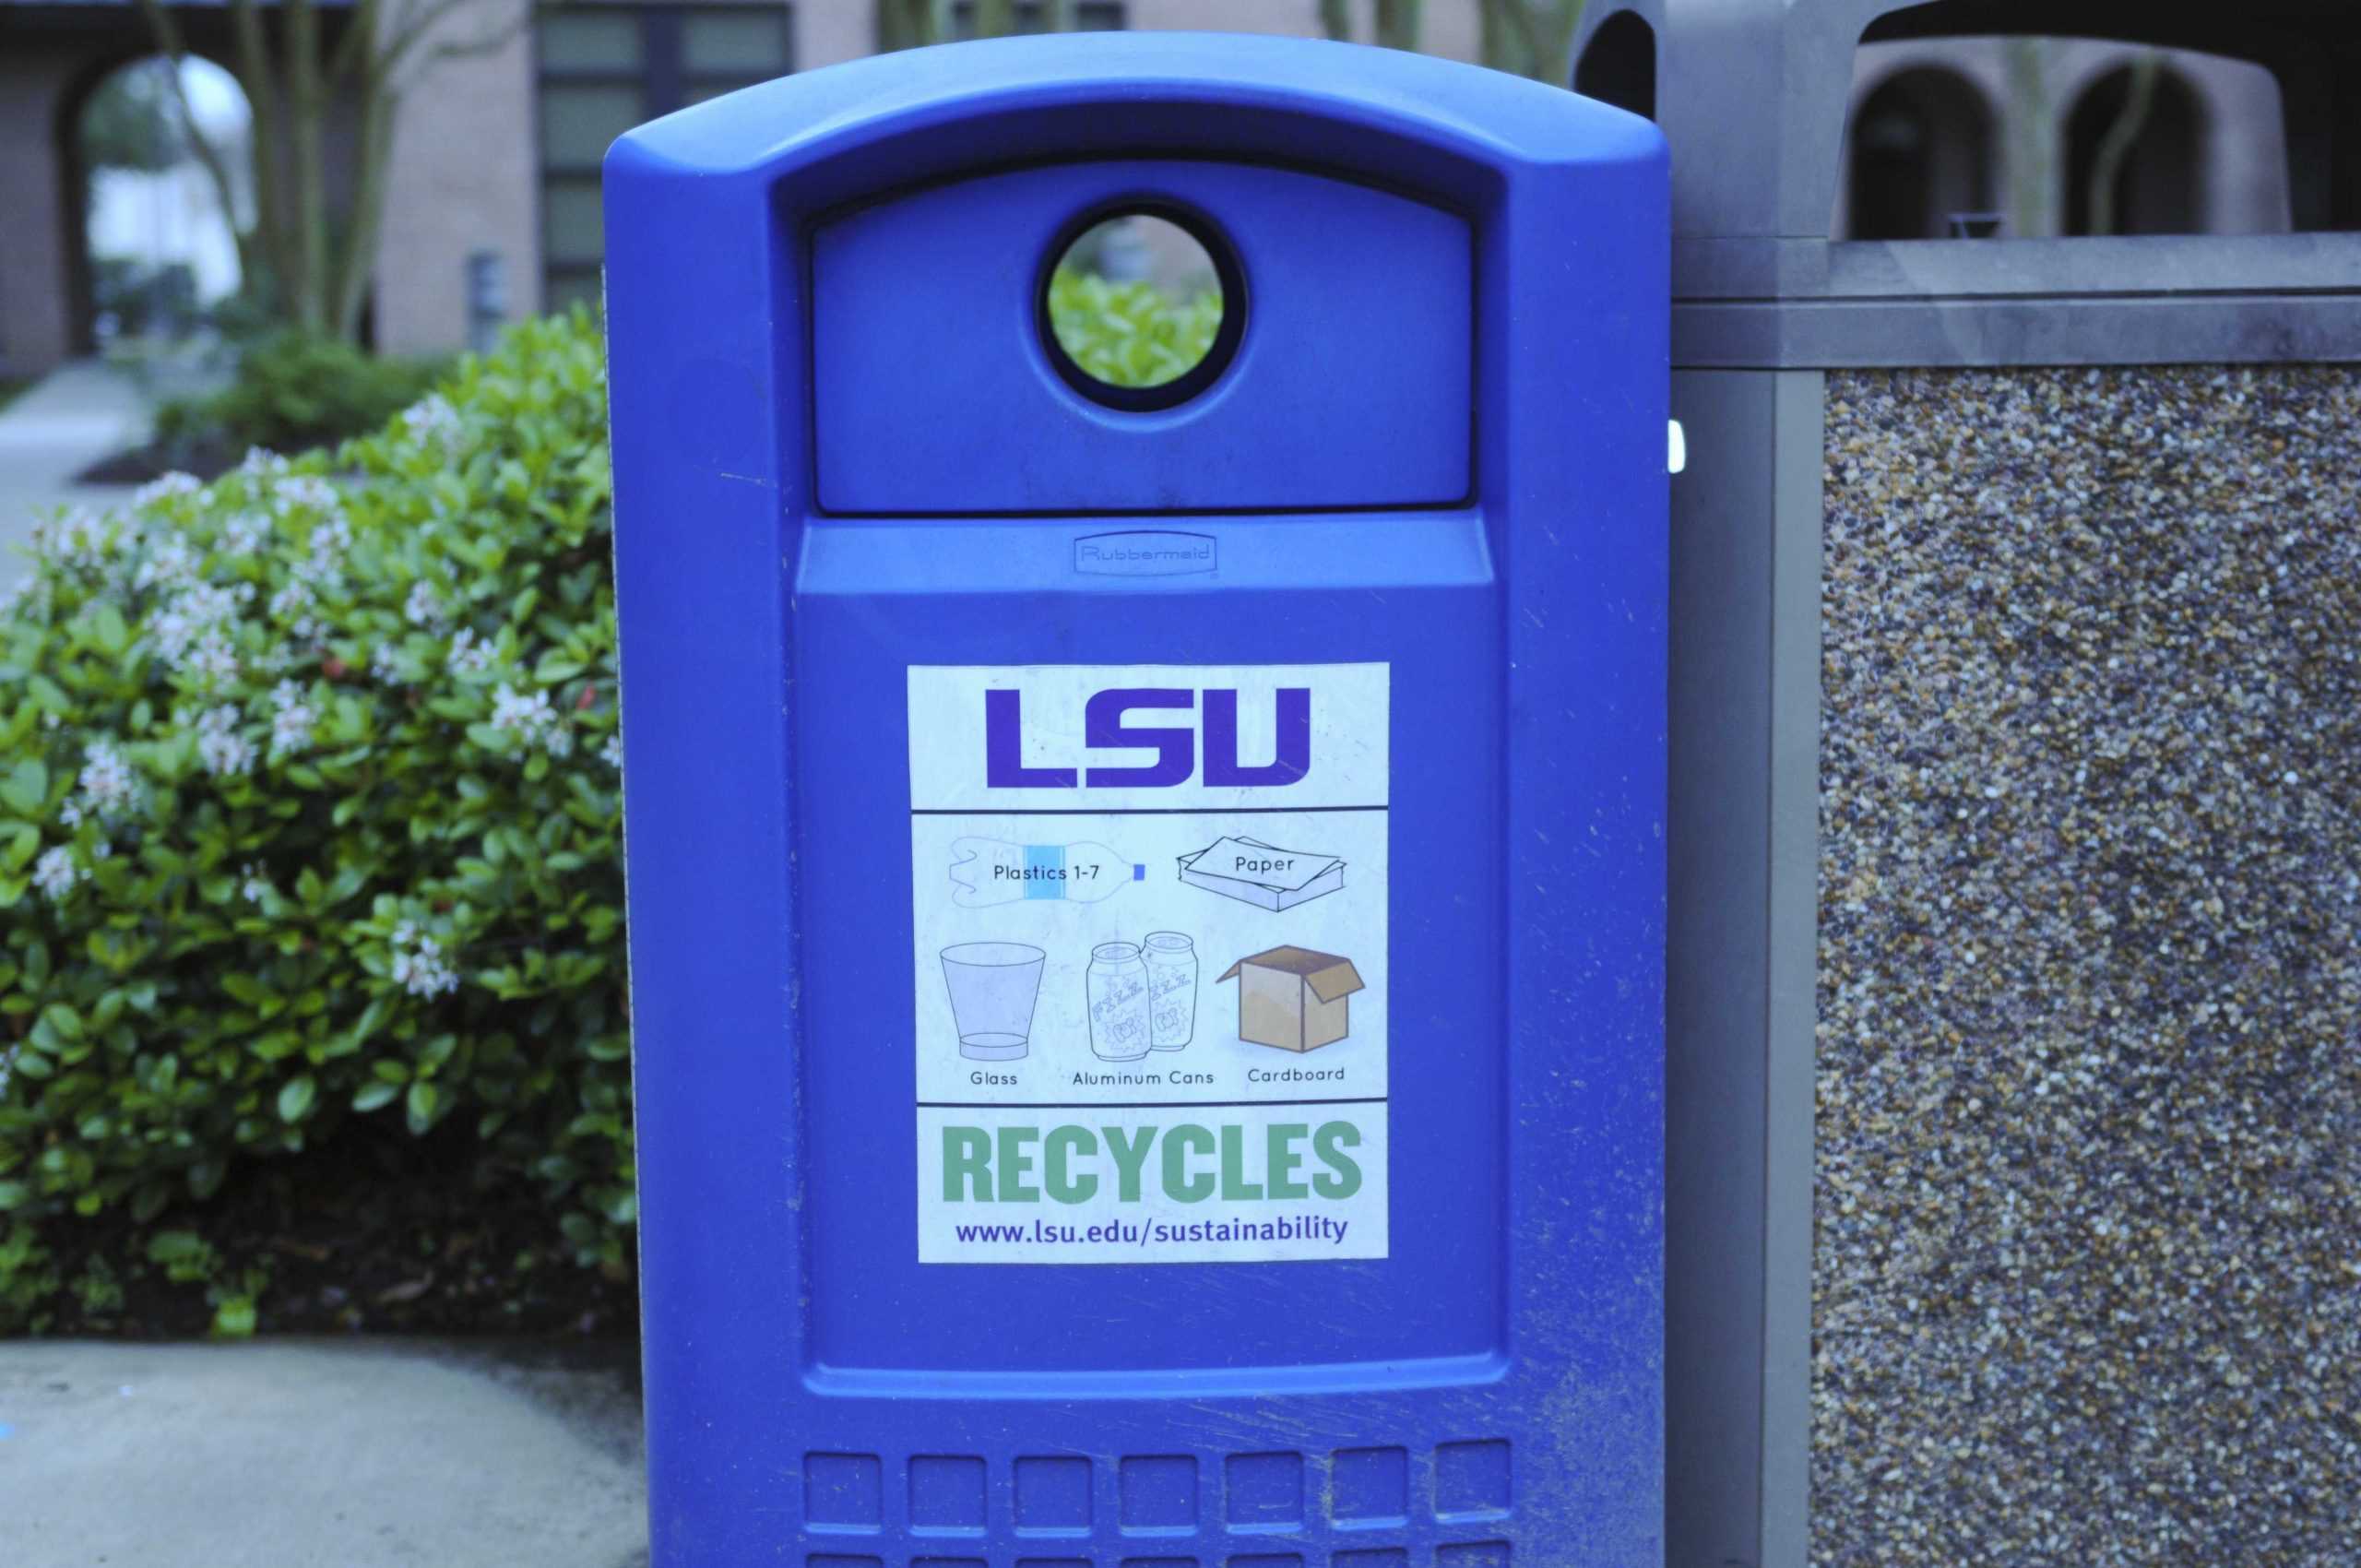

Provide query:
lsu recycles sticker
left=908, top=663, right=1390, bottom=1265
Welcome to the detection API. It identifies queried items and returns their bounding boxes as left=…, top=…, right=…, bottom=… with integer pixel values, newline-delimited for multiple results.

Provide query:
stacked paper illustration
left=1177, top=836, right=1344, bottom=911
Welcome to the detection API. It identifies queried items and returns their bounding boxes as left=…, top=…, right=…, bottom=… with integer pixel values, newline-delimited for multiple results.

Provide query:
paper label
left=908, top=663, right=1389, bottom=1265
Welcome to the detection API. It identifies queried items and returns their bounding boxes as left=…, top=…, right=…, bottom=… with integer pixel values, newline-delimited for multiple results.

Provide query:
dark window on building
left=538, top=6, right=793, bottom=312
left=1574, top=12, right=1656, bottom=121
left=2064, top=65, right=2203, bottom=236
left=1844, top=68, right=1996, bottom=239
left=948, top=2, right=1125, bottom=40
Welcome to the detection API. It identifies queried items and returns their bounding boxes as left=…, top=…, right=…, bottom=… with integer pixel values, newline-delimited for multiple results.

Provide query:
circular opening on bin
left=1038, top=204, right=1242, bottom=411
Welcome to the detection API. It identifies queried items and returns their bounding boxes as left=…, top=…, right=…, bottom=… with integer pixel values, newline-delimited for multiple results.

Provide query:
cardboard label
left=908, top=663, right=1389, bottom=1265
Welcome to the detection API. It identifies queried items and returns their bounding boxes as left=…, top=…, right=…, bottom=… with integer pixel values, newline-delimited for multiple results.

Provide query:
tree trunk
left=228, top=0, right=295, bottom=311
left=2005, top=37, right=2056, bottom=239
left=1481, top=0, right=1584, bottom=84
left=1320, top=0, right=1354, bottom=42
left=285, top=0, right=330, bottom=332
left=2087, top=52, right=2162, bottom=237
left=334, top=67, right=397, bottom=340
left=975, top=0, right=1015, bottom=37
left=1375, top=0, right=1424, bottom=51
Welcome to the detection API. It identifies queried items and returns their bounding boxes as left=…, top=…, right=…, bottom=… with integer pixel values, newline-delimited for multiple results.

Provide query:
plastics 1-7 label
left=908, top=663, right=1389, bottom=1265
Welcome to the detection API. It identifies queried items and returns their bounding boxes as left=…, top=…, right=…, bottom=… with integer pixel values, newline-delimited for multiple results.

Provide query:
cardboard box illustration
left=1217, top=945, right=1367, bottom=1051
left=1178, top=836, right=1344, bottom=911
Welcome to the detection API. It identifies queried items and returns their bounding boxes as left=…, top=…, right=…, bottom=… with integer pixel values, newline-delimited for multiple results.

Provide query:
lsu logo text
left=985, top=688, right=1311, bottom=790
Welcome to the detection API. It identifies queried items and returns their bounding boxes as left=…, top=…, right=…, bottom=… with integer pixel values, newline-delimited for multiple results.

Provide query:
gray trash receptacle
left=1570, top=4, right=2361, bottom=1565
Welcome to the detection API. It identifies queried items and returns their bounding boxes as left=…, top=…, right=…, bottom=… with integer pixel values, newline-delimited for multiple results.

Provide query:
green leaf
left=278, top=1075, right=317, bottom=1123
left=210, top=1296, right=257, bottom=1338
left=351, top=1080, right=401, bottom=1112
left=405, top=1079, right=440, bottom=1134
left=0, top=1180, right=30, bottom=1210
left=0, top=760, right=46, bottom=815
left=146, top=1230, right=208, bottom=1265
left=90, top=602, right=130, bottom=655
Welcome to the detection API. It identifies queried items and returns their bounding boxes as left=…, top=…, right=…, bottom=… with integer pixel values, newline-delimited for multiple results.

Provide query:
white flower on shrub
left=306, top=514, right=352, bottom=559
left=196, top=705, right=255, bottom=778
left=219, top=512, right=270, bottom=556
left=133, top=471, right=203, bottom=507
left=186, top=631, right=240, bottom=688
left=402, top=580, right=445, bottom=629
left=240, top=861, right=270, bottom=903
left=240, top=446, right=289, bottom=478
left=447, top=627, right=494, bottom=675
left=32, top=846, right=79, bottom=901
left=370, top=641, right=407, bottom=683
left=400, top=394, right=463, bottom=452
left=37, top=507, right=119, bottom=572
left=150, top=578, right=254, bottom=682
left=74, top=738, right=140, bottom=821
left=0, top=572, right=49, bottom=620
left=276, top=475, right=342, bottom=517
left=268, top=576, right=330, bottom=646
left=600, top=733, right=623, bottom=770
left=490, top=683, right=571, bottom=757
left=268, top=680, right=315, bottom=754
left=133, top=528, right=197, bottom=590
left=388, top=920, right=460, bottom=999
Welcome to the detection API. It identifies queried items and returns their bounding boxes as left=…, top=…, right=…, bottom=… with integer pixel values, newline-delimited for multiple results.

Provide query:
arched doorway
left=1575, top=12, right=1657, bottom=122
left=2065, top=64, right=2204, bottom=235
left=1843, top=68, right=1997, bottom=239
left=67, top=53, right=251, bottom=350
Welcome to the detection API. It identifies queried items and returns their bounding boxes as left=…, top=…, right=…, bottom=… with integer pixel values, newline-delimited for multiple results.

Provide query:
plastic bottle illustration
left=1085, top=942, right=1154, bottom=1062
left=1143, top=932, right=1198, bottom=1051
left=950, top=838, right=1142, bottom=907
left=939, top=943, right=1047, bottom=1061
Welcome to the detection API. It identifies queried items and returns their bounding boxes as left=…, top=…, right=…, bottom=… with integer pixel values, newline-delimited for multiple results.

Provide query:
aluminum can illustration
left=1144, top=932, right=1198, bottom=1050
left=1086, top=941, right=1153, bottom=1062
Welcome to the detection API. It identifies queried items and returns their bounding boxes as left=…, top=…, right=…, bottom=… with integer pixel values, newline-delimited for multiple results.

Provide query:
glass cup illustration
left=1086, top=941, right=1154, bottom=1062
left=940, top=942, right=1047, bottom=1061
left=1143, top=932, right=1198, bottom=1051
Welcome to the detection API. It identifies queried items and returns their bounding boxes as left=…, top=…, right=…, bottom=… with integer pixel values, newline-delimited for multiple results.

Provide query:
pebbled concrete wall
left=1814, top=364, right=2361, bottom=1566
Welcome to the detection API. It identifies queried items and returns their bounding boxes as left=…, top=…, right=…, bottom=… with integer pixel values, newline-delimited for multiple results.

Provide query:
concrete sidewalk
left=0, top=1338, right=648, bottom=1568
left=0, top=361, right=153, bottom=594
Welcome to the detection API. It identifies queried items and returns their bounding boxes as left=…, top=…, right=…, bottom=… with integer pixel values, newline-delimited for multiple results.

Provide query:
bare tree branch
left=326, top=0, right=384, bottom=87
left=421, top=6, right=540, bottom=75
left=133, top=0, right=255, bottom=280
left=379, top=0, right=486, bottom=75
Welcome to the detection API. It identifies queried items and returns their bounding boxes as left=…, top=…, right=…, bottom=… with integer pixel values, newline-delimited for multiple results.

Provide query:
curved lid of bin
left=606, top=30, right=1664, bottom=212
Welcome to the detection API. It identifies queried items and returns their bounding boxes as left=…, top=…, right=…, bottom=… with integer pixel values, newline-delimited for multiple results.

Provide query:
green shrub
left=154, top=331, right=451, bottom=457
left=1045, top=268, right=1224, bottom=389
left=0, top=311, right=627, bottom=1334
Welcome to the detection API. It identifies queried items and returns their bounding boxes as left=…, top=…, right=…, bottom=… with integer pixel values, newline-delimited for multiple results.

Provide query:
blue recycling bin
left=606, top=31, right=1666, bottom=1565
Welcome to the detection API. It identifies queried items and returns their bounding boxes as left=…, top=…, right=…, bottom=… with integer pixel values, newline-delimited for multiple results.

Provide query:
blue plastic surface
left=608, top=31, right=1667, bottom=1566
left=814, top=159, right=1471, bottom=513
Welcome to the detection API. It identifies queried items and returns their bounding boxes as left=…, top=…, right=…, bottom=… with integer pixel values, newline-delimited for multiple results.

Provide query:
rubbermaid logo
left=1073, top=531, right=1216, bottom=576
